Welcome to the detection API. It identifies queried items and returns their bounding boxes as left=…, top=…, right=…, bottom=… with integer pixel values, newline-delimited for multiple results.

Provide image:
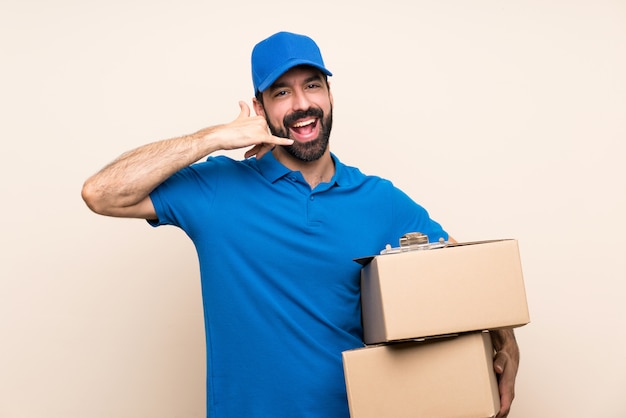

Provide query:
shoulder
left=334, top=155, right=425, bottom=208
left=199, top=155, right=250, bottom=170
left=333, top=154, right=393, bottom=189
left=182, top=155, right=259, bottom=177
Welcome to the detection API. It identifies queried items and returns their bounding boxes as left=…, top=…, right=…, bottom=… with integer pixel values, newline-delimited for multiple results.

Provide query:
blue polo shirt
left=149, top=152, right=448, bottom=418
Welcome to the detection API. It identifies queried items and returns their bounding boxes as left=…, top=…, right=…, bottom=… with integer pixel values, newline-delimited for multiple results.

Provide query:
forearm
left=82, top=129, right=220, bottom=216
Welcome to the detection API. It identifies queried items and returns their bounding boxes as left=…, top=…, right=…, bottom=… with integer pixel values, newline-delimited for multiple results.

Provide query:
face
left=255, top=66, right=333, bottom=162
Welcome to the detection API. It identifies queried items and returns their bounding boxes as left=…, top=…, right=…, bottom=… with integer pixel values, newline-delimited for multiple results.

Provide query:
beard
left=267, top=106, right=333, bottom=162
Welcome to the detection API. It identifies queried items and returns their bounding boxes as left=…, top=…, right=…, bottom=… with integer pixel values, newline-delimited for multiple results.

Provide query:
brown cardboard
left=360, top=239, right=529, bottom=344
left=342, top=332, right=500, bottom=418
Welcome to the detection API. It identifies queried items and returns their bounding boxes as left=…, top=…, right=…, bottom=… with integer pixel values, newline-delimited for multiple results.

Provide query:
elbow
left=81, top=178, right=152, bottom=219
left=81, top=179, right=108, bottom=215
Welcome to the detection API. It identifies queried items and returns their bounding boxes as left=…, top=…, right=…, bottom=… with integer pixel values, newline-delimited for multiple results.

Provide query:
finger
left=244, top=137, right=293, bottom=159
left=493, top=351, right=507, bottom=375
left=244, top=144, right=263, bottom=159
left=493, top=352, right=514, bottom=418
left=269, top=135, right=294, bottom=146
left=496, top=388, right=512, bottom=418
left=251, top=144, right=275, bottom=159
left=236, top=101, right=250, bottom=120
left=246, top=141, right=281, bottom=159
left=495, top=385, right=513, bottom=417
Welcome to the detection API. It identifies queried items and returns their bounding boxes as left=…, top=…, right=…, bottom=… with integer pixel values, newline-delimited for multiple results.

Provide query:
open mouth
left=289, top=118, right=319, bottom=142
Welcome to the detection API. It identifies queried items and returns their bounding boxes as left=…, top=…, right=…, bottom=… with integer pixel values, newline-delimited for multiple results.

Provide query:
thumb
left=236, top=101, right=250, bottom=120
left=493, top=351, right=507, bottom=374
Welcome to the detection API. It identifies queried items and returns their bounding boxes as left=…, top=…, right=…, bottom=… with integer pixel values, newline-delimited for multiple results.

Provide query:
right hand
left=200, top=101, right=293, bottom=159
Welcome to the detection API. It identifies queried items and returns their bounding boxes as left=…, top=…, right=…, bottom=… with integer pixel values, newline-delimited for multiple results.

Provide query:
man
left=82, top=31, right=519, bottom=418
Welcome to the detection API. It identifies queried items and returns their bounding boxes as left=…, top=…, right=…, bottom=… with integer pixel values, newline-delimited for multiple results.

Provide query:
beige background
left=2, top=0, right=625, bottom=417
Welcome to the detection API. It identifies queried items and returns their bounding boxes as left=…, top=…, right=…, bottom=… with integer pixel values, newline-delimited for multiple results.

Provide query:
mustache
left=283, top=108, right=324, bottom=127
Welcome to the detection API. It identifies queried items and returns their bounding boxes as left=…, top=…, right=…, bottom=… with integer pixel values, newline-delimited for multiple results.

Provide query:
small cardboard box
left=358, top=239, right=529, bottom=344
left=342, top=331, right=500, bottom=418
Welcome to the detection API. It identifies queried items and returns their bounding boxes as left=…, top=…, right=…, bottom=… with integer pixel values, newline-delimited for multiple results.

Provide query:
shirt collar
left=255, top=151, right=292, bottom=183
left=255, top=151, right=350, bottom=187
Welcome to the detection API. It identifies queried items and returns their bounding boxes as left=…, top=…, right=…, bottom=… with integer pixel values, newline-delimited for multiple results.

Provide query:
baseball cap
left=251, top=31, right=332, bottom=94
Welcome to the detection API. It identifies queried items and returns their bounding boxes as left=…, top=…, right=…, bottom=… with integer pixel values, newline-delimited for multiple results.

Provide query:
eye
left=273, top=89, right=288, bottom=98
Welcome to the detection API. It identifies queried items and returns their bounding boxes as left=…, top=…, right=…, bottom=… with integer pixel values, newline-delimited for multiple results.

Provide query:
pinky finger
left=245, top=143, right=274, bottom=159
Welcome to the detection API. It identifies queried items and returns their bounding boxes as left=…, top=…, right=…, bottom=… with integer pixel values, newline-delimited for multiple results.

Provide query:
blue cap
left=251, top=31, right=332, bottom=94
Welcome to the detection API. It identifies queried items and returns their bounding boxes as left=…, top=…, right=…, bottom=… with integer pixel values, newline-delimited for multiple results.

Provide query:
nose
left=291, top=88, right=310, bottom=112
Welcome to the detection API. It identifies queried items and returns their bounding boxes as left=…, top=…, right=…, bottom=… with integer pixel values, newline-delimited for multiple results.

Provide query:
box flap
left=353, top=239, right=514, bottom=266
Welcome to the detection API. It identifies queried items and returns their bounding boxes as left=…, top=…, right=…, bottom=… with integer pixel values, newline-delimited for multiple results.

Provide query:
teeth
left=292, top=119, right=315, bottom=128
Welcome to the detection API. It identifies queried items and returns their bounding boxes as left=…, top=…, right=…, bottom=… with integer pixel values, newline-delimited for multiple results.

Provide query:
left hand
left=490, top=329, right=520, bottom=418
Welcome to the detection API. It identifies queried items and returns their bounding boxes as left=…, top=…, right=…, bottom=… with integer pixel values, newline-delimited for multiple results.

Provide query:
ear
left=252, top=97, right=265, bottom=117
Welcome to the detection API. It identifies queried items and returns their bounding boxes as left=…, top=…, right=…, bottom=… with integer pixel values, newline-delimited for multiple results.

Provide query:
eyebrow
left=270, top=73, right=325, bottom=91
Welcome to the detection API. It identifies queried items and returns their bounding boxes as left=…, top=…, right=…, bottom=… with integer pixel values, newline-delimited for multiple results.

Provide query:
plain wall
left=1, top=1, right=625, bottom=417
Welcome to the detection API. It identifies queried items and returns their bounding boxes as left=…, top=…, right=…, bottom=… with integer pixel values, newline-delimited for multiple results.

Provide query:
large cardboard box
left=342, top=331, right=500, bottom=418
left=358, top=239, right=529, bottom=344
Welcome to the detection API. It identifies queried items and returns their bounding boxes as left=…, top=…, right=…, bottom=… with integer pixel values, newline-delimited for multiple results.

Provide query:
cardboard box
left=342, top=331, right=500, bottom=418
left=358, top=239, right=529, bottom=344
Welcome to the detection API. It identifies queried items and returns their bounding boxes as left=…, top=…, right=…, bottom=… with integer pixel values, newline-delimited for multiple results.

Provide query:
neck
left=272, top=148, right=335, bottom=189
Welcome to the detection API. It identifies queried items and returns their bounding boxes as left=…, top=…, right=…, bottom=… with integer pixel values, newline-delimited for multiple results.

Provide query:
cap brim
left=256, top=59, right=332, bottom=93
